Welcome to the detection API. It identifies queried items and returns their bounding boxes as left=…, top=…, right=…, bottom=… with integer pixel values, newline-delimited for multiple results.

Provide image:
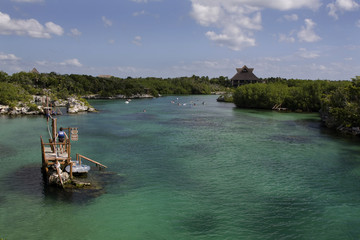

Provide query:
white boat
left=65, top=161, right=90, bottom=173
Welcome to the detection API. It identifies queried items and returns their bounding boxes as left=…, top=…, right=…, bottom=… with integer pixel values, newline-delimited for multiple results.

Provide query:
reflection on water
left=4, top=164, right=125, bottom=205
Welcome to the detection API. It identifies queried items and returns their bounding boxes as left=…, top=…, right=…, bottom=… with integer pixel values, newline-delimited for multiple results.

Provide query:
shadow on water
left=3, top=164, right=126, bottom=205
left=179, top=211, right=219, bottom=236
left=0, top=195, right=6, bottom=206
left=268, top=135, right=312, bottom=144
left=0, top=143, right=15, bottom=158
left=243, top=195, right=321, bottom=238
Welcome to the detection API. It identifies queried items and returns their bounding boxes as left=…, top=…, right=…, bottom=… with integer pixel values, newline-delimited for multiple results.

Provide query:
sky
left=0, top=0, right=360, bottom=80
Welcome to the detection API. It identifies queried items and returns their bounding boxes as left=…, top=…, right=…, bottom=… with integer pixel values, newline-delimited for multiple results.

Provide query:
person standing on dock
left=56, top=127, right=68, bottom=153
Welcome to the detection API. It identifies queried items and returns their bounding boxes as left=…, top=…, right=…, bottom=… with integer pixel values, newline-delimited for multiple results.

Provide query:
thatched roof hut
left=31, top=68, right=39, bottom=74
left=231, top=65, right=262, bottom=87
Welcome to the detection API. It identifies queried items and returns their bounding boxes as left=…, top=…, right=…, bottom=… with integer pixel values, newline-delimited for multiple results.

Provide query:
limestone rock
left=67, top=97, right=90, bottom=113
left=0, top=105, right=9, bottom=114
left=48, top=172, right=70, bottom=186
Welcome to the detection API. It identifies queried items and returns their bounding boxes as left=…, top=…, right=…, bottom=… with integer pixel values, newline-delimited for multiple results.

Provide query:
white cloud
left=132, top=36, right=142, bottom=46
left=297, top=19, right=321, bottom=42
left=102, top=16, right=112, bottom=27
left=284, top=14, right=298, bottom=21
left=191, top=0, right=321, bottom=12
left=69, top=28, right=82, bottom=37
left=191, top=2, right=262, bottom=50
left=327, top=0, right=359, bottom=19
left=45, top=22, right=64, bottom=36
left=0, top=52, right=21, bottom=61
left=191, top=3, right=223, bottom=26
left=244, top=0, right=321, bottom=10
left=279, top=33, right=295, bottom=43
left=0, top=11, right=63, bottom=38
left=60, top=58, right=83, bottom=67
left=190, top=0, right=321, bottom=51
left=297, top=48, right=320, bottom=59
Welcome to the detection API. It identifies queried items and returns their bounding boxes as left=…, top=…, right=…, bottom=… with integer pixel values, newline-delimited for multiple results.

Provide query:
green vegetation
left=233, top=77, right=360, bottom=130
left=0, top=81, right=32, bottom=106
left=1, top=70, right=359, bottom=132
left=321, top=76, right=360, bottom=129
left=0, top=71, right=227, bottom=101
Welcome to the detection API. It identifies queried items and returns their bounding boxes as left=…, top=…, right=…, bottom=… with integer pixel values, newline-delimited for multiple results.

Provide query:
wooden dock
left=41, top=117, right=107, bottom=184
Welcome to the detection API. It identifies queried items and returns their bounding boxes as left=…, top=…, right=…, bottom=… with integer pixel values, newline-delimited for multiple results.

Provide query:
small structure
left=31, top=68, right=39, bottom=74
left=98, top=75, right=113, bottom=78
left=231, top=65, right=263, bottom=87
left=40, top=117, right=107, bottom=187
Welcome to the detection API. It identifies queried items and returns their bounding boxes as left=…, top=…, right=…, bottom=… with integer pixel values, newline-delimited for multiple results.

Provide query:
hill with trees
left=0, top=71, right=229, bottom=106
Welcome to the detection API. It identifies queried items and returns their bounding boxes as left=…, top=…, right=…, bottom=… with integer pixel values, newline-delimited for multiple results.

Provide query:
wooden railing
left=76, top=154, right=107, bottom=169
left=41, top=135, right=107, bottom=182
left=40, top=136, right=71, bottom=167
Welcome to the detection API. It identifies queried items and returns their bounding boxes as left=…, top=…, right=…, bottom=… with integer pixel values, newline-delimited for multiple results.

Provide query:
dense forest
left=0, top=71, right=230, bottom=107
left=233, top=76, right=360, bottom=131
left=1, top=70, right=359, bottom=133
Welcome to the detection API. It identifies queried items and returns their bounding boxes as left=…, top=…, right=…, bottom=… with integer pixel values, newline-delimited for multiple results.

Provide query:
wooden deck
left=41, top=117, right=107, bottom=183
left=41, top=136, right=72, bottom=177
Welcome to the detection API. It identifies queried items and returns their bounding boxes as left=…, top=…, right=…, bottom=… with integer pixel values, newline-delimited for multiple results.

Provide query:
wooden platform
left=40, top=118, right=107, bottom=184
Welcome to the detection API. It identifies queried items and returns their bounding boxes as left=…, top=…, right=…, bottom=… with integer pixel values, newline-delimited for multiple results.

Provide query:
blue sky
left=0, top=0, right=359, bottom=80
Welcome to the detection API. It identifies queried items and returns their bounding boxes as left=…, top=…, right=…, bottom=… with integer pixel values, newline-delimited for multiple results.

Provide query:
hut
left=31, top=68, right=39, bottom=74
left=231, top=65, right=263, bottom=87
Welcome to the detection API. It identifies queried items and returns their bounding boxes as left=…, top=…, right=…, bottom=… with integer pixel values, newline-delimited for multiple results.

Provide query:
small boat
left=65, top=161, right=90, bottom=173
left=125, top=101, right=129, bottom=104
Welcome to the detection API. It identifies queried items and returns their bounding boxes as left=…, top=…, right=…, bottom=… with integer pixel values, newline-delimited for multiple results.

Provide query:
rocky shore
left=0, top=93, right=159, bottom=115
left=320, top=110, right=360, bottom=136
left=0, top=95, right=97, bottom=115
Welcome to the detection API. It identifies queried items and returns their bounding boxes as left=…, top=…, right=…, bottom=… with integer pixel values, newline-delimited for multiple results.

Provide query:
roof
left=98, top=75, right=113, bottom=78
left=31, top=68, right=39, bottom=74
left=231, top=65, right=259, bottom=81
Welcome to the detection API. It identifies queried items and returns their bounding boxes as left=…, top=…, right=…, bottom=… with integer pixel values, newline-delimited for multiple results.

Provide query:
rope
left=47, top=116, right=52, bottom=140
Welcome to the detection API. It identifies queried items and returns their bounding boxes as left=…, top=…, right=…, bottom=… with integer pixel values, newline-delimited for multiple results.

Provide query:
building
left=30, top=67, right=39, bottom=74
left=231, top=65, right=262, bottom=87
left=98, top=75, right=113, bottom=78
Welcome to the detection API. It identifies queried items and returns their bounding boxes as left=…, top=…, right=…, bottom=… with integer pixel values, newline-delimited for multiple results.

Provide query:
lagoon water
left=1, top=95, right=360, bottom=239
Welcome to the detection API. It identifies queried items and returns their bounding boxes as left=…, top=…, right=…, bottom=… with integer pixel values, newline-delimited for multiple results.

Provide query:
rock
left=1, top=95, right=96, bottom=115
left=0, top=105, right=9, bottom=114
left=72, top=179, right=91, bottom=188
left=67, top=97, right=96, bottom=113
left=48, top=171, right=70, bottom=186
left=32, top=95, right=47, bottom=104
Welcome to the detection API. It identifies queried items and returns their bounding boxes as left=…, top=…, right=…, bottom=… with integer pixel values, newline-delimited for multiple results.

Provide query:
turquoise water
left=1, top=95, right=360, bottom=239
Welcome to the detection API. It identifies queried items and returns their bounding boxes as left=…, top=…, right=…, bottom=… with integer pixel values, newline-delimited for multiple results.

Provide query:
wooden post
left=40, top=136, right=45, bottom=166
left=67, top=138, right=71, bottom=158
left=52, top=118, right=57, bottom=143
left=77, top=153, right=81, bottom=165
left=70, top=162, right=73, bottom=179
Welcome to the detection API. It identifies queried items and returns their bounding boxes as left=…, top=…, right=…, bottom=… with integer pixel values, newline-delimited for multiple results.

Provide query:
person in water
left=56, top=127, right=68, bottom=153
